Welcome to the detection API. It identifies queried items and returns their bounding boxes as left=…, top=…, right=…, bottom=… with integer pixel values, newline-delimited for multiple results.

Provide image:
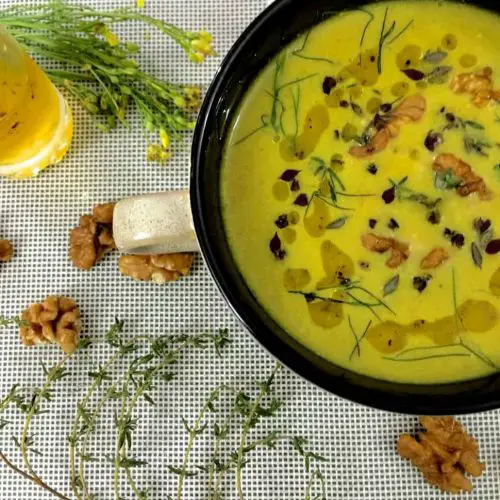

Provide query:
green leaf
left=326, top=216, right=348, bottom=230
left=383, top=275, right=399, bottom=297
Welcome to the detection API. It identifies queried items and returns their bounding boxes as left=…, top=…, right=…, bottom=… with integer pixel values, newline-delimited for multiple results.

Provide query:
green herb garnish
left=376, top=8, right=414, bottom=74
left=434, top=168, right=463, bottom=190
left=292, top=29, right=335, bottom=65
left=348, top=316, right=372, bottom=360
left=383, top=274, right=399, bottom=297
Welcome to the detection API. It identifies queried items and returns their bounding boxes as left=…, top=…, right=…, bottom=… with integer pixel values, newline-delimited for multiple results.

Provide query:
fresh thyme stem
left=113, top=371, right=132, bottom=500
left=208, top=402, right=237, bottom=500
left=20, top=354, right=72, bottom=492
left=69, top=350, right=122, bottom=499
left=77, top=386, right=117, bottom=499
left=176, top=388, right=220, bottom=500
left=235, top=363, right=281, bottom=500
left=0, top=450, right=69, bottom=500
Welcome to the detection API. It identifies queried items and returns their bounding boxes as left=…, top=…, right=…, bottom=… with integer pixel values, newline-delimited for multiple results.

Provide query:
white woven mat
left=0, top=0, right=499, bottom=498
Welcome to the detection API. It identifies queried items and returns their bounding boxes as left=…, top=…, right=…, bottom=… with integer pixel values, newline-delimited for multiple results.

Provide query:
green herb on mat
left=0, top=1, right=214, bottom=163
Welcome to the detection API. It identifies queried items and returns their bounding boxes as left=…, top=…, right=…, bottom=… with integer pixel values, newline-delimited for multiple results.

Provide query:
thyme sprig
left=172, top=364, right=327, bottom=500
left=0, top=1, right=214, bottom=161
left=0, top=315, right=27, bottom=329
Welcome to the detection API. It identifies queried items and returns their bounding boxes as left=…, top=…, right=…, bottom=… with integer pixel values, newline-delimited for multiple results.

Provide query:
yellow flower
left=191, top=38, right=213, bottom=56
left=147, top=144, right=171, bottom=163
left=182, top=86, right=202, bottom=111
left=137, top=0, right=145, bottom=7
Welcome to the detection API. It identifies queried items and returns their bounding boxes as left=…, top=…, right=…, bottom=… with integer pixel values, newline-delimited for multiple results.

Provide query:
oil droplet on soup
left=280, top=105, right=329, bottom=161
left=283, top=268, right=311, bottom=291
left=221, top=1, right=500, bottom=383
left=307, top=295, right=344, bottom=328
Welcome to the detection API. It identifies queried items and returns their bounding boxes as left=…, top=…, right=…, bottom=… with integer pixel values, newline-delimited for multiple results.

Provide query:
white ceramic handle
left=113, top=190, right=198, bottom=254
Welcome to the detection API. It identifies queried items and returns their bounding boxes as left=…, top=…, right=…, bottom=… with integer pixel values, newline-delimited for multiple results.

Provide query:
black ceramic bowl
left=191, top=0, right=500, bottom=414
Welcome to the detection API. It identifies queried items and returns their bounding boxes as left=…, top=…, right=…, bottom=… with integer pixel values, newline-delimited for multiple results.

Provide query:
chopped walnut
left=119, top=253, right=195, bottom=284
left=361, top=233, right=409, bottom=268
left=0, top=239, right=13, bottom=262
left=433, top=153, right=492, bottom=201
left=70, top=202, right=116, bottom=270
left=421, top=247, right=449, bottom=270
left=20, top=296, right=81, bottom=354
left=397, top=416, right=485, bottom=494
left=450, top=67, right=500, bottom=107
left=349, top=94, right=426, bottom=157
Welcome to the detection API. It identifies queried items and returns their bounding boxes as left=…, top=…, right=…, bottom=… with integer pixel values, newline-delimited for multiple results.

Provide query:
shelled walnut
left=70, top=202, right=116, bottom=269
left=119, top=253, right=195, bottom=284
left=20, top=296, right=81, bottom=354
left=0, top=239, right=13, bottom=262
left=397, top=416, right=485, bottom=494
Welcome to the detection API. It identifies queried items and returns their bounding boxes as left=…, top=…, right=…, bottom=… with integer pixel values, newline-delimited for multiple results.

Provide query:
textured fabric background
left=0, top=0, right=499, bottom=498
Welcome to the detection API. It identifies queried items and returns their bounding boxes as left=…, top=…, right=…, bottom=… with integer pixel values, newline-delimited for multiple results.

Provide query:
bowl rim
left=190, top=0, right=500, bottom=414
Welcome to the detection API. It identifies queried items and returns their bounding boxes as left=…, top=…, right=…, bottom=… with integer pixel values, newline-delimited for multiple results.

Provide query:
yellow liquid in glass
left=0, top=29, right=73, bottom=179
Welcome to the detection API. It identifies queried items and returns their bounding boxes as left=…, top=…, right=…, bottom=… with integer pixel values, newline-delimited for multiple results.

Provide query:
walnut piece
left=433, top=153, right=492, bottom=201
left=70, top=202, right=116, bottom=270
left=20, top=296, right=81, bottom=354
left=397, top=416, right=485, bottom=494
left=0, top=239, right=13, bottom=262
left=421, top=247, right=449, bottom=270
left=119, top=253, right=195, bottom=284
left=450, top=67, right=500, bottom=107
left=361, top=233, right=410, bottom=268
left=349, top=94, right=426, bottom=157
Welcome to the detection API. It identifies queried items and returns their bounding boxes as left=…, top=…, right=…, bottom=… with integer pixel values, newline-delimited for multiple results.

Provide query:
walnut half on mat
left=20, top=296, right=81, bottom=354
left=119, top=253, right=194, bottom=284
left=397, top=416, right=485, bottom=494
left=70, top=202, right=116, bottom=270
left=0, top=239, right=13, bottom=262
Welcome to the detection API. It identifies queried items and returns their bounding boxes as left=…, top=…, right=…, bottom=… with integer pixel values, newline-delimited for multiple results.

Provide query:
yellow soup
left=221, top=1, right=500, bottom=383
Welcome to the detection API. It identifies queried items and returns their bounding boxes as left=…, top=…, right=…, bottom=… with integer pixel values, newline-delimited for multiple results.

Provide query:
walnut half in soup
left=221, top=1, right=500, bottom=383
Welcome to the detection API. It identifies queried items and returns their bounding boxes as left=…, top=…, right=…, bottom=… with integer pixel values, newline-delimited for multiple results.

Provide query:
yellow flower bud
left=199, top=31, right=213, bottom=42
left=189, top=52, right=205, bottom=64
left=191, top=39, right=213, bottom=55
left=160, top=129, right=170, bottom=149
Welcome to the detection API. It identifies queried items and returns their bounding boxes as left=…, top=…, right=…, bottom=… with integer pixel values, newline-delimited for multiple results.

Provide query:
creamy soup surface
left=221, top=1, right=500, bottom=383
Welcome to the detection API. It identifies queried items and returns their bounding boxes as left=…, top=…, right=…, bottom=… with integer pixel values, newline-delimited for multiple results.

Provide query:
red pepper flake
left=424, top=131, right=443, bottom=152
left=401, top=69, right=425, bottom=81
left=450, top=233, right=465, bottom=248
left=280, top=169, right=300, bottom=182
left=382, top=186, right=396, bottom=204
left=485, top=239, right=500, bottom=255
left=387, top=218, right=400, bottom=230
left=473, top=218, right=491, bottom=234
left=275, top=214, right=289, bottom=229
left=269, top=232, right=286, bottom=260
left=293, top=193, right=308, bottom=207
left=322, top=76, right=337, bottom=95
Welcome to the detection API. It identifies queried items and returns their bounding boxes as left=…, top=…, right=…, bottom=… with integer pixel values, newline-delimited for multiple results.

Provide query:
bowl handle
left=112, top=190, right=199, bottom=254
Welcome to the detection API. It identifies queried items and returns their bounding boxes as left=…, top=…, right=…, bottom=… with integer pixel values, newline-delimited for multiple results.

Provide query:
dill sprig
left=0, top=1, right=214, bottom=162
